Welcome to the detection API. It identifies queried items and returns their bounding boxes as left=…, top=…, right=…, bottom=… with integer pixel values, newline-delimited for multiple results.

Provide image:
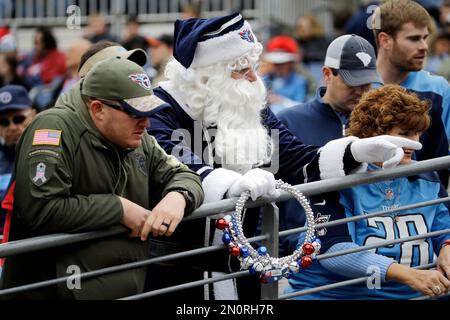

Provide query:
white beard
left=185, top=74, right=272, bottom=175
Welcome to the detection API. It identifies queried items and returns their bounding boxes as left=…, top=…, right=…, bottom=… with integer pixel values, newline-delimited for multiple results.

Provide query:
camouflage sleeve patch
left=32, top=129, right=62, bottom=146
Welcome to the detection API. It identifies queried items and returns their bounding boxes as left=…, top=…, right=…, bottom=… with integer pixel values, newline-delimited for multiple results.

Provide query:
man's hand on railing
left=139, top=191, right=186, bottom=240
left=227, top=168, right=280, bottom=201
left=351, top=135, right=422, bottom=169
left=118, top=197, right=150, bottom=238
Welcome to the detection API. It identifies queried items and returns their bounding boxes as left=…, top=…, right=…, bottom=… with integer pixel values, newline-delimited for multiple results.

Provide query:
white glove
left=350, top=135, right=422, bottom=169
left=227, top=168, right=280, bottom=201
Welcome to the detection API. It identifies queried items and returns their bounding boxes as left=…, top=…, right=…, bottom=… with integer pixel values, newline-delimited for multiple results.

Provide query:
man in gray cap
left=278, top=33, right=383, bottom=143
left=277, top=34, right=383, bottom=256
left=0, top=57, right=204, bottom=299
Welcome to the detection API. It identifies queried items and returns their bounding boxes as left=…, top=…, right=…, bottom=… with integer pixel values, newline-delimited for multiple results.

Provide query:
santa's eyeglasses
left=231, top=64, right=259, bottom=80
left=0, top=110, right=32, bottom=127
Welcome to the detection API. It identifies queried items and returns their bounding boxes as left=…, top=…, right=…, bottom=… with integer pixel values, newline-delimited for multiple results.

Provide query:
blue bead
left=249, top=266, right=257, bottom=274
left=258, top=246, right=268, bottom=256
left=314, top=238, right=321, bottom=245
left=241, top=247, right=250, bottom=257
left=222, top=232, right=231, bottom=245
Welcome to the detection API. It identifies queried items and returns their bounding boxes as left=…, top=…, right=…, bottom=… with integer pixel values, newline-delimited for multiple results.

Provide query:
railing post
left=260, top=202, right=279, bottom=300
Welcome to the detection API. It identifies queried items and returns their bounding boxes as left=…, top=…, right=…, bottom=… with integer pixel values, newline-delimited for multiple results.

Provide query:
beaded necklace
left=216, top=180, right=321, bottom=283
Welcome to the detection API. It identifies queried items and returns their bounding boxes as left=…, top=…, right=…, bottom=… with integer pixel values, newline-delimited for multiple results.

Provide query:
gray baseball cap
left=324, top=34, right=383, bottom=86
left=81, top=57, right=164, bottom=117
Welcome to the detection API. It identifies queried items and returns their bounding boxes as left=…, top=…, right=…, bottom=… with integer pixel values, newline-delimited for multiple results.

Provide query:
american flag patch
left=32, top=130, right=62, bottom=146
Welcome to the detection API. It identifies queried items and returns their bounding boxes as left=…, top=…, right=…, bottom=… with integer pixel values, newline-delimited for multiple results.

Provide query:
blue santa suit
left=286, top=164, right=450, bottom=300
left=145, top=81, right=364, bottom=299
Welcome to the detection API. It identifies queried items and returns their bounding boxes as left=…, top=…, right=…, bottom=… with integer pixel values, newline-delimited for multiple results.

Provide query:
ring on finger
left=432, top=286, right=442, bottom=295
left=161, top=222, right=170, bottom=229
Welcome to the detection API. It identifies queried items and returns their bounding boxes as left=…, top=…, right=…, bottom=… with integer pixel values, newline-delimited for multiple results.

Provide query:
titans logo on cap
left=239, top=29, right=255, bottom=43
left=0, top=92, right=12, bottom=104
left=128, top=73, right=152, bottom=90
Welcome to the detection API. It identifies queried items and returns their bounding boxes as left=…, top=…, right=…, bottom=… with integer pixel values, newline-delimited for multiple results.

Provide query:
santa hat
left=264, top=35, right=299, bottom=64
left=173, top=12, right=258, bottom=69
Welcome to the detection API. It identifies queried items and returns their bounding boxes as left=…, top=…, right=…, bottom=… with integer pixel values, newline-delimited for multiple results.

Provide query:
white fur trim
left=319, top=136, right=366, bottom=179
left=191, top=20, right=257, bottom=68
left=202, top=168, right=242, bottom=203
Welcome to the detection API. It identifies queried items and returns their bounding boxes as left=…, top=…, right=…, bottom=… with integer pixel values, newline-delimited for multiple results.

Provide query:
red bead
left=229, top=246, right=241, bottom=257
left=302, top=243, right=315, bottom=255
left=300, top=256, right=313, bottom=269
left=215, top=218, right=229, bottom=230
left=260, top=275, right=268, bottom=284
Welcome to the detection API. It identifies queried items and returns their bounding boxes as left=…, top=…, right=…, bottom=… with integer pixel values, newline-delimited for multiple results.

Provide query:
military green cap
left=81, top=56, right=164, bottom=117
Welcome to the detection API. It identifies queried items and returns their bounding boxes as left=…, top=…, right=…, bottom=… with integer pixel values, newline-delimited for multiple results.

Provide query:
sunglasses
left=95, top=98, right=142, bottom=119
left=0, top=111, right=32, bottom=127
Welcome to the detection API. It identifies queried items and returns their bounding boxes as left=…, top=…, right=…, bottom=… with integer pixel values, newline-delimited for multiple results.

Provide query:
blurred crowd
left=1, top=1, right=449, bottom=116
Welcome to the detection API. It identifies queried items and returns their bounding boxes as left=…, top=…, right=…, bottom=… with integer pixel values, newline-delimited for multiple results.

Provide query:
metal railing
left=1, top=155, right=450, bottom=300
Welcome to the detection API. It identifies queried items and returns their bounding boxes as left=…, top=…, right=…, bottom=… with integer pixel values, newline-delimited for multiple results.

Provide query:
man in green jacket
left=0, top=56, right=204, bottom=299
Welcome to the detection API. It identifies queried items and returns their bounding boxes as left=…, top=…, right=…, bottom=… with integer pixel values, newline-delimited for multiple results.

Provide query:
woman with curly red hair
left=287, top=84, right=450, bottom=299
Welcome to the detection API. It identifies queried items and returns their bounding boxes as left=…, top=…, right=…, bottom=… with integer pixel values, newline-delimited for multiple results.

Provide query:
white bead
left=241, top=256, right=254, bottom=269
left=253, top=261, right=264, bottom=273
left=289, top=261, right=299, bottom=272
left=313, top=242, right=321, bottom=253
